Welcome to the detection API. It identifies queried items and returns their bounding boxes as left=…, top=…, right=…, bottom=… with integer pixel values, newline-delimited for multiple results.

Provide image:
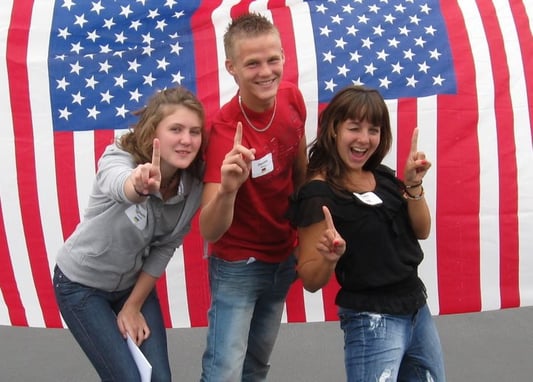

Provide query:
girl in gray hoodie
left=54, top=86, right=205, bottom=382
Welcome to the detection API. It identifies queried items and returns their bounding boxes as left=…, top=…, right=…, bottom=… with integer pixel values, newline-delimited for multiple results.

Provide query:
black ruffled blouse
left=287, top=165, right=427, bottom=314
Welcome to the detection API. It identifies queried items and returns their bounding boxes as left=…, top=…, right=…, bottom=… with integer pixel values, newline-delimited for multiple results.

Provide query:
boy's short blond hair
left=223, top=13, right=280, bottom=59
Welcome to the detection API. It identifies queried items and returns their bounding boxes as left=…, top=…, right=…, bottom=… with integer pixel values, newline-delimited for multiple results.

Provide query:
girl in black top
left=288, top=86, right=446, bottom=381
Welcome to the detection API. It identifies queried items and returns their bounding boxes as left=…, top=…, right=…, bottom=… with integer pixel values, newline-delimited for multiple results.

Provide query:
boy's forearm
left=199, top=185, right=238, bottom=242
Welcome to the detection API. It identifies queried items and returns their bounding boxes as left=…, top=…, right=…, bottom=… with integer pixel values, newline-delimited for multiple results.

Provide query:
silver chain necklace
left=238, top=95, right=277, bottom=133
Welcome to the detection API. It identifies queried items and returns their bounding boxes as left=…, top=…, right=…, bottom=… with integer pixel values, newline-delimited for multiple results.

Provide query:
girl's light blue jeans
left=201, top=254, right=296, bottom=382
left=339, top=304, right=446, bottom=382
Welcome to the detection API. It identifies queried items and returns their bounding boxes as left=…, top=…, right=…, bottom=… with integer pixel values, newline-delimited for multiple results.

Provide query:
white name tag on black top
left=353, top=191, right=383, bottom=206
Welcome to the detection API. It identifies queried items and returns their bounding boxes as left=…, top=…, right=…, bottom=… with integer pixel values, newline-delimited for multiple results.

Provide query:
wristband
left=403, top=186, right=424, bottom=200
left=404, top=180, right=423, bottom=189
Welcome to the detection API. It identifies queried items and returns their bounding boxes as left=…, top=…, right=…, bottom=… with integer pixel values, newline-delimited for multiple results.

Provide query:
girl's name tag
left=125, top=203, right=148, bottom=229
left=353, top=191, right=383, bottom=206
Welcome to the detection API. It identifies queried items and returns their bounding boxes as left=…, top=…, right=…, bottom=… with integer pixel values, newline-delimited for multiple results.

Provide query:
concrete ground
left=1, top=306, right=532, bottom=381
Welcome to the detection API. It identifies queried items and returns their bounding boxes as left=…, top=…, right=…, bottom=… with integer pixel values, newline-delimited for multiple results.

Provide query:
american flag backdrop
left=0, top=0, right=531, bottom=329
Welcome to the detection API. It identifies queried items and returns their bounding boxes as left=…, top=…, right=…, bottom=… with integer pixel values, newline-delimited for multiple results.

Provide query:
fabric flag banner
left=0, top=0, right=531, bottom=328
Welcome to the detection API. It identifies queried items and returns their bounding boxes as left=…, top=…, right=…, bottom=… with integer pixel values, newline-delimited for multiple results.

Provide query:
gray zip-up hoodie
left=56, top=144, right=203, bottom=292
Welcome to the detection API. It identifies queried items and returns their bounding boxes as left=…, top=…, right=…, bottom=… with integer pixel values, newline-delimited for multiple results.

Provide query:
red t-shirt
left=204, top=82, right=306, bottom=262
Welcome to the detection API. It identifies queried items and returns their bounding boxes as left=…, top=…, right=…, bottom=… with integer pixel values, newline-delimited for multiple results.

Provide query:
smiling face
left=225, top=31, right=284, bottom=111
left=336, top=118, right=381, bottom=173
left=154, top=105, right=203, bottom=177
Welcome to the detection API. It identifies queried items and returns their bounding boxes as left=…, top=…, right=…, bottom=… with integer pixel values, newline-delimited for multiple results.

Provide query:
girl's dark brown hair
left=118, top=86, right=206, bottom=180
left=307, top=85, right=393, bottom=189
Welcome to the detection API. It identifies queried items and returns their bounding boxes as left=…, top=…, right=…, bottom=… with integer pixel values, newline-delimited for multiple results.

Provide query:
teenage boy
left=199, top=12, right=307, bottom=382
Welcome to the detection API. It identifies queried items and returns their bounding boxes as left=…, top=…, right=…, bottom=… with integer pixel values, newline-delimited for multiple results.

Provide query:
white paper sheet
left=126, top=334, right=152, bottom=382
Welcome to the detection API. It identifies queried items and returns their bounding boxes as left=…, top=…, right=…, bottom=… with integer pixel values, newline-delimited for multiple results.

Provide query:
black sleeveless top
left=287, top=165, right=427, bottom=314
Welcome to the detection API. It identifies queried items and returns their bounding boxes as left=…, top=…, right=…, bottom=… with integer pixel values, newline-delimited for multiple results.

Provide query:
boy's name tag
left=251, top=153, right=274, bottom=178
left=353, top=191, right=383, bottom=206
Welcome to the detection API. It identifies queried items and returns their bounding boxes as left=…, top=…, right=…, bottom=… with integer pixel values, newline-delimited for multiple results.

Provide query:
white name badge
left=251, top=152, right=274, bottom=178
left=353, top=191, right=383, bottom=206
left=125, top=203, right=148, bottom=230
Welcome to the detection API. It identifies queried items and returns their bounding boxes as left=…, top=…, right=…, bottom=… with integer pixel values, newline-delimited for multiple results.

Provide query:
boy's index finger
left=410, top=127, right=419, bottom=155
left=151, top=138, right=160, bottom=168
left=322, top=206, right=335, bottom=231
left=234, top=122, right=243, bottom=147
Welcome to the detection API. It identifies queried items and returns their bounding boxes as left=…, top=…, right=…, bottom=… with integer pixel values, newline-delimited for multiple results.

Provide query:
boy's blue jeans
left=339, top=304, right=446, bottom=381
left=53, top=266, right=171, bottom=382
left=201, top=254, right=296, bottom=382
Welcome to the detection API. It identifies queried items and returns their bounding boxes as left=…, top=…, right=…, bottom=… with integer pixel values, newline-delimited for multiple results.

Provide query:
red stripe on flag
left=436, top=1, right=482, bottom=314
left=183, top=213, right=210, bottom=327
left=271, top=3, right=299, bottom=86
left=7, top=0, right=62, bottom=327
left=231, top=1, right=254, bottom=18
left=321, top=279, right=340, bottom=321
left=395, top=99, right=418, bottom=178
left=191, top=0, right=223, bottom=129
left=54, top=132, right=79, bottom=239
left=156, top=273, right=172, bottom=328
left=94, top=130, right=115, bottom=170
left=477, top=2, right=520, bottom=308
left=0, top=203, right=28, bottom=326
left=286, top=280, right=307, bottom=323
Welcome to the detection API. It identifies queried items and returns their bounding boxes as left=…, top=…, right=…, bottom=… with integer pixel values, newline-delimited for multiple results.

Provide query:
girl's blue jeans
left=53, top=266, right=171, bottom=382
left=339, top=304, right=446, bottom=382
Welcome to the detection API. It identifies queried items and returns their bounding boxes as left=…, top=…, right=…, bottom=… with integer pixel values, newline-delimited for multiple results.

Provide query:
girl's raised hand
left=317, top=206, right=346, bottom=262
left=404, top=128, right=431, bottom=185
left=129, top=138, right=162, bottom=197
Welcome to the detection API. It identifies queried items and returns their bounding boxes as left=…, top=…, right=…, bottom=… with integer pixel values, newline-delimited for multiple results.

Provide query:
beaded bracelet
left=403, top=186, right=425, bottom=201
left=404, top=180, right=423, bottom=189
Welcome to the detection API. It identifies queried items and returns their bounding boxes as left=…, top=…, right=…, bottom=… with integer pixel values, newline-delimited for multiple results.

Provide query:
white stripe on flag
left=290, top=0, right=320, bottom=146
left=498, top=1, right=533, bottom=306
left=74, top=131, right=97, bottom=218
left=290, top=1, right=326, bottom=321
left=382, top=100, right=398, bottom=171
left=416, top=96, right=439, bottom=314
left=303, top=289, right=326, bottom=322
left=212, top=1, right=240, bottom=108
left=31, top=0, right=67, bottom=327
left=0, top=288, right=8, bottom=326
left=458, top=0, right=501, bottom=311
left=281, top=304, right=288, bottom=324
left=249, top=0, right=269, bottom=14
left=494, top=0, right=532, bottom=306
left=28, top=0, right=63, bottom=277
left=166, top=247, right=191, bottom=328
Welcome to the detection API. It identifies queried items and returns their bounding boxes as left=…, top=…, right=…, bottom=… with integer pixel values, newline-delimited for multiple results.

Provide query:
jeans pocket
left=53, top=267, right=94, bottom=310
left=53, top=266, right=70, bottom=287
left=339, top=309, right=387, bottom=340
